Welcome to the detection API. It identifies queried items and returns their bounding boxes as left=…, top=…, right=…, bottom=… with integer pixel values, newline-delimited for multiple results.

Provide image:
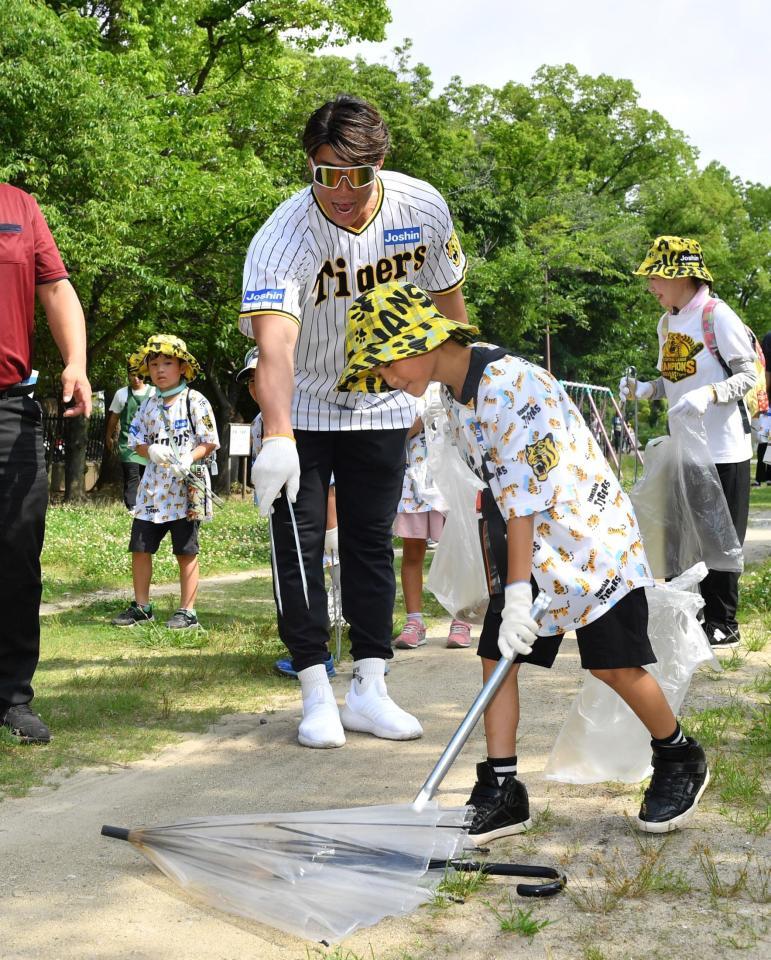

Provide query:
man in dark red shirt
left=0, top=183, right=91, bottom=743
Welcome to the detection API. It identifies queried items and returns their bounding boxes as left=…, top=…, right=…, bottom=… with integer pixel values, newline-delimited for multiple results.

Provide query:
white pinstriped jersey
left=239, top=170, right=467, bottom=431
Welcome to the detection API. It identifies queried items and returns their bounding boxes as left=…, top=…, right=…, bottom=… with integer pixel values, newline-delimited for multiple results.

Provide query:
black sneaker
left=111, top=601, right=154, bottom=627
left=1, top=703, right=51, bottom=744
left=166, top=609, right=199, bottom=629
left=637, top=737, right=710, bottom=833
left=466, top=761, right=532, bottom=845
left=704, top=622, right=740, bottom=649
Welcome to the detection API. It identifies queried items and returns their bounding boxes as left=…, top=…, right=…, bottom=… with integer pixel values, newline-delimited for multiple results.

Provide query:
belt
left=0, top=383, right=35, bottom=399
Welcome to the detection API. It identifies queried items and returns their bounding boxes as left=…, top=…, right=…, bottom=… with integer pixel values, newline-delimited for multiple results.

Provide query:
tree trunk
left=64, top=414, right=89, bottom=502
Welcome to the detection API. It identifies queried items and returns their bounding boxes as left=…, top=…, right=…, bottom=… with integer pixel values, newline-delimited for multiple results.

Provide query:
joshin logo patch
left=383, top=226, right=421, bottom=246
left=243, top=288, right=285, bottom=308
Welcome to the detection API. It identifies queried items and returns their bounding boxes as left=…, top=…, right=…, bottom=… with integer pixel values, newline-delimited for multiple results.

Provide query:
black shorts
left=129, top=518, right=200, bottom=556
left=478, top=587, right=656, bottom=671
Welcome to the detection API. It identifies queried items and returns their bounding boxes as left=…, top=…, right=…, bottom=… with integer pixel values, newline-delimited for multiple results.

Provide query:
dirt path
left=4, top=522, right=769, bottom=960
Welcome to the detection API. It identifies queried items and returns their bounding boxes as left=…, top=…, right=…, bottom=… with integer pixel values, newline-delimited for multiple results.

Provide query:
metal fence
left=42, top=414, right=105, bottom=468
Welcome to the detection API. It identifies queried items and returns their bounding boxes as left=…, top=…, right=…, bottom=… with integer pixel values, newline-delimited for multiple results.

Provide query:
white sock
left=406, top=612, right=424, bottom=624
left=351, top=658, right=386, bottom=691
left=298, top=664, right=331, bottom=696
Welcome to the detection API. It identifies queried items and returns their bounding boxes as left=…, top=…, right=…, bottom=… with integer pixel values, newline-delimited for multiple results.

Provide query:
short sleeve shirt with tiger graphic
left=442, top=350, right=653, bottom=635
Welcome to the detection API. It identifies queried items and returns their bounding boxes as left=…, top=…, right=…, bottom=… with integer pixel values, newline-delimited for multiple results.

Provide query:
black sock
left=652, top=722, right=687, bottom=748
left=488, top=755, right=517, bottom=785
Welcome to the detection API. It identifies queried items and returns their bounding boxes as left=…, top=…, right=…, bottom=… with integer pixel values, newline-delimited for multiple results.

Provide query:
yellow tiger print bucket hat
left=337, top=280, right=479, bottom=393
left=136, top=334, right=201, bottom=381
left=634, top=236, right=714, bottom=283
left=126, top=350, right=145, bottom=377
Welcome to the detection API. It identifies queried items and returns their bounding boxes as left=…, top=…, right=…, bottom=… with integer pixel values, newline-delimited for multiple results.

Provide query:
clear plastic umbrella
left=102, top=594, right=563, bottom=942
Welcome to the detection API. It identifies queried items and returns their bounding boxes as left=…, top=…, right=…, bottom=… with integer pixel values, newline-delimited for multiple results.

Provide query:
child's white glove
left=498, top=582, right=539, bottom=660
left=251, top=436, right=301, bottom=517
left=170, top=452, right=194, bottom=479
left=619, top=377, right=654, bottom=401
left=668, top=385, right=715, bottom=419
left=324, top=526, right=339, bottom=554
left=147, top=443, right=173, bottom=466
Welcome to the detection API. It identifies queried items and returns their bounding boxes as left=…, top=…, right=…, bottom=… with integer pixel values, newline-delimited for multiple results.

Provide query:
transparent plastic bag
left=629, top=418, right=744, bottom=579
left=544, top=564, right=719, bottom=784
left=425, top=413, right=489, bottom=623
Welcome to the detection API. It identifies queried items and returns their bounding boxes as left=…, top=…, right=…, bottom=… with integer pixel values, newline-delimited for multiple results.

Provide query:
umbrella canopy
left=103, top=802, right=471, bottom=942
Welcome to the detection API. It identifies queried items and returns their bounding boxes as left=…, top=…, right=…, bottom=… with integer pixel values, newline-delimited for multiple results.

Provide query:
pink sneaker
left=394, top=620, right=427, bottom=649
left=447, top=620, right=472, bottom=648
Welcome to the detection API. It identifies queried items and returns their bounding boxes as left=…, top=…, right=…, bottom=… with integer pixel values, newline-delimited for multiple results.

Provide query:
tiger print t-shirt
left=441, top=348, right=654, bottom=636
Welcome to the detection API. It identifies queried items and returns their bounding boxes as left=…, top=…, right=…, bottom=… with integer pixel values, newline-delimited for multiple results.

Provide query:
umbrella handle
left=101, top=825, right=130, bottom=841
left=412, top=591, right=552, bottom=812
left=430, top=859, right=567, bottom=898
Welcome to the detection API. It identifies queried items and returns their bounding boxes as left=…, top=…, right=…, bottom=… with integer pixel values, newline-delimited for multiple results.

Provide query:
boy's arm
left=505, top=514, right=535, bottom=584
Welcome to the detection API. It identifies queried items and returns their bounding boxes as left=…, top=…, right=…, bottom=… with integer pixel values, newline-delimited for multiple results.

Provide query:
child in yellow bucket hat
left=623, top=236, right=760, bottom=649
left=339, top=279, right=710, bottom=840
left=110, top=334, right=219, bottom=631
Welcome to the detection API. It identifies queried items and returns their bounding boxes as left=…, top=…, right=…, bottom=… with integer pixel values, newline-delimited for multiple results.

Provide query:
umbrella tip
left=101, top=825, right=131, bottom=841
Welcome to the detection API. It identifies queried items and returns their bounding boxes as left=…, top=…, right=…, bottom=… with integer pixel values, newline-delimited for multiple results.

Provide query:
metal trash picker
left=102, top=594, right=563, bottom=943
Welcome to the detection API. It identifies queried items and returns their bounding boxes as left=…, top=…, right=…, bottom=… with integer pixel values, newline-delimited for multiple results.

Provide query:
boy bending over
left=337, top=280, right=709, bottom=840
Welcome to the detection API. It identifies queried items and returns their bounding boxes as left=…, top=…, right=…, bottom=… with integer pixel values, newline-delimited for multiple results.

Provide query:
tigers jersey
left=442, top=348, right=654, bottom=636
left=239, top=170, right=467, bottom=431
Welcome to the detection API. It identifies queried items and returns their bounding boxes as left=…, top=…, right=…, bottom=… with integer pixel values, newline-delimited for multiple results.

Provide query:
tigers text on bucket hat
left=235, top=345, right=260, bottom=383
left=136, top=335, right=201, bottom=381
left=634, top=236, right=714, bottom=284
left=337, top=281, right=479, bottom=393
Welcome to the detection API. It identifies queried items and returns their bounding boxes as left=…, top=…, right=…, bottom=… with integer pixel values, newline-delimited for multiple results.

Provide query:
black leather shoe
left=637, top=737, right=709, bottom=833
left=1, top=703, right=52, bottom=744
left=466, top=760, right=532, bottom=845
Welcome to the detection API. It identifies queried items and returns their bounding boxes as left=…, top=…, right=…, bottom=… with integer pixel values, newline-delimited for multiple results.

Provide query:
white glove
left=170, top=451, right=194, bottom=479
left=619, top=377, right=654, bottom=401
left=668, top=385, right=715, bottom=419
left=498, top=582, right=539, bottom=660
left=324, top=526, right=339, bottom=555
left=422, top=394, right=445, bottom=426
left=251, top=436, right=301, bottom=517
left=147, top=443, right=173, bottom=466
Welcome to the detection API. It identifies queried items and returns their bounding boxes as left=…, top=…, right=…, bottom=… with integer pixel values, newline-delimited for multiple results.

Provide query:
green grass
left=749, top=481, right=771, bottom=509
left=0, top=578, right=289, bottom=798
left=41, top=500, right=270, bottom=602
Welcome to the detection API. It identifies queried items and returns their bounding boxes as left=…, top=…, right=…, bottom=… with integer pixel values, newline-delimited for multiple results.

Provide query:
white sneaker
left=297, top=668, right=345, bottom=749
left=340, top=661, right=423, bottom=741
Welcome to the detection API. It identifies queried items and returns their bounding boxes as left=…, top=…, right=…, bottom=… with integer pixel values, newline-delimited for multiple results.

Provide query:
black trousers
left=269, top=428, right=408, bottom=672
left=701, top=459, right=750, bottom=630
left=120, top=461, right=146, bottom=510
left=756, top=443, right=768, bottom=484
left=0, top=397, right=49, bottom=708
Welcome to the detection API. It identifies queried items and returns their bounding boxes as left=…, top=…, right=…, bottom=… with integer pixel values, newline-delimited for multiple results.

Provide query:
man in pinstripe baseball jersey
left=240, top=95, right=471, bottom=749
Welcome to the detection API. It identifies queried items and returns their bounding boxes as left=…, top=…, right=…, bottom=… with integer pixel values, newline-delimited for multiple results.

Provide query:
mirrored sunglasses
left=312, top=162, right=377, bottom=190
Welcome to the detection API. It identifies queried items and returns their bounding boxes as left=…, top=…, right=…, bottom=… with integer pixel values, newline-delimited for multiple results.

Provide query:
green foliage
left=0, top=0, right=767, bottom=423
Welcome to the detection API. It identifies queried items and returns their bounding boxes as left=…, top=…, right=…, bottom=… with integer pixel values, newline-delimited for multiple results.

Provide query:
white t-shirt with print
left=442, top=351, right=654, bottom=636
left=128, top=389, right=220, bottom=523
left=657, top=285, right=754, bottom=463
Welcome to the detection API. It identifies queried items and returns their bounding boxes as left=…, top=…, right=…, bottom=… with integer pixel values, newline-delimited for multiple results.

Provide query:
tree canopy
left=1, top=0, right=768, bottom=455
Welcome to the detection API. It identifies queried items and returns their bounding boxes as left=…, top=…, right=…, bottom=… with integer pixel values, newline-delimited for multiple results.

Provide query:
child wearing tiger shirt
left=338, top=279, right=709, bottom=842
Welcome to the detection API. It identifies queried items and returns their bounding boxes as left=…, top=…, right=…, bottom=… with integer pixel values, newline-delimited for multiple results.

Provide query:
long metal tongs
left=267, top=490, right=310, bottom=616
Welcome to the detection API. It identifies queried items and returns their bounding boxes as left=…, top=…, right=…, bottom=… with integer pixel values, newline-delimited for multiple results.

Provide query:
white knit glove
left=669, top=385, right=715, bottom=419
left=147, top=443, right=173, bottom=466
left=251, top=437, right=300, bottom=517
left=498, top=582, right=539, bottom=660
left=170, top=451, right=194, bottom=479
left=619, top=377, right=654, bottom=401
left=324, top=526, right=339, bottom=554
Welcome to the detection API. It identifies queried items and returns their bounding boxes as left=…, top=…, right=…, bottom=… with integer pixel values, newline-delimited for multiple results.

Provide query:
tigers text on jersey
left=656, top=284, right=754, bottom=463
left=128, top=389, right=220, bottom=523
left=442, top=350, right=654, bottom=636
left=239, top=170, right=466, bottom=431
